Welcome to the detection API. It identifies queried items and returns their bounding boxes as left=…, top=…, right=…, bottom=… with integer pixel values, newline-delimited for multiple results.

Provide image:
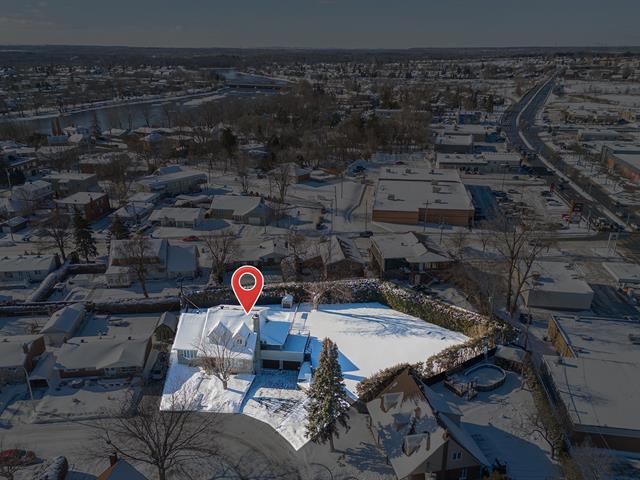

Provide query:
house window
left=180, top=350, right=196, bottom=360
left=459, top=468, right=468, bottom=480
left=452, top=451, right=462, bottom=460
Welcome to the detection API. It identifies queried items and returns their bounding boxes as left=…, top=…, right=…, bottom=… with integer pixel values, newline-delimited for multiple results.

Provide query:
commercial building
left=372, top=168, right=475, bottom=227
left=543, top=315, right=640, bottom=452
left=435, top=134, right=474, bottom=154
left=522, top=261, right=594, bottom=311
left=436, top=152, right=521, bottom=173
left=601, top=144, right=640, bottom=184
left=603, top=261, right=640, bottom=285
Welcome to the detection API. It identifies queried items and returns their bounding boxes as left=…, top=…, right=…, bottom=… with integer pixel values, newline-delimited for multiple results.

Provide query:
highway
left=501, top=78, right=639, bottom=231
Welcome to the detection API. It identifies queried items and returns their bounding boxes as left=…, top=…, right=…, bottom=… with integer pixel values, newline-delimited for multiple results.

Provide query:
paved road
left=501, top=77, right=640, bottom=231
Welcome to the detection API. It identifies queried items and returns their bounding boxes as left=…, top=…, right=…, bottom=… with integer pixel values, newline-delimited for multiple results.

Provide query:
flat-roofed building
left=543, top=314, right=640, bottom=452
left=603, top=261, right=640, bottom=286
left=434, top=134, right=473, bottom=154
left=436, top=152, right=521, bottom=173
left=523, top=261, right=594, bottom=311
left=372, top=168, right=474, bottom=226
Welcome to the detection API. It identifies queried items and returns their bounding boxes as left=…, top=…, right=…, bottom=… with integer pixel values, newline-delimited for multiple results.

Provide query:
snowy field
left=162, top=301, right=468, bottom=450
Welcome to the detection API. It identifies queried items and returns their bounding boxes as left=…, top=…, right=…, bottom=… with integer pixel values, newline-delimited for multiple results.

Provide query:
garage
left=262, top=359, right=279, bottom=369
left=282, top=361, right=300, bottom=371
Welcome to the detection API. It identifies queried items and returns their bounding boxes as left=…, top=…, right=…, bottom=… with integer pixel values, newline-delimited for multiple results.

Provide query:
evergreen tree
left=109, top=215, right=130, bottom=240
left=305, top=338, right=350, bottom=452
left=72, top=212, right=97, bottom=262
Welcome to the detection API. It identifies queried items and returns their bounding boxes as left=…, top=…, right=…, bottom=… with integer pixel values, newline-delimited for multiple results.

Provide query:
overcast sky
left=1, top=0, right=639, bottom=49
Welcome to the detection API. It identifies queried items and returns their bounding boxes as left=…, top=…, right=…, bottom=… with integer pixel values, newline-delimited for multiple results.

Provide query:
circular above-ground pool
left=463, top=363, right=507, bottom=391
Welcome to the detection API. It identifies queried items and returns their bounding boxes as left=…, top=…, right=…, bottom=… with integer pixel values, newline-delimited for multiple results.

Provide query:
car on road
left=182, top=235, right=201, bottom=242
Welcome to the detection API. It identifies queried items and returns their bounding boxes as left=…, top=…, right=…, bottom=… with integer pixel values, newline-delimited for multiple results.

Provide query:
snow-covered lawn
left=301, top=303, right=469, bottom=398
left=162, top=354, right=254, bottom=413
left=162, top=302, right=468, bottom=450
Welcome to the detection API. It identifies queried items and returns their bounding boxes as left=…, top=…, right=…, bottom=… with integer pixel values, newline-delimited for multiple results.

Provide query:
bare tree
left=271, top=163, right=291, bottom=217
left=448, top=229, right=469, bottom=262
left=237, top=155, right=251, bottom=194
left=117, top=234, right=153, bottom=298
left=90, top=392, right=219, bottom=480
left=194, top=325, right=244, bottom=390
left=40, top=207, right=70, bottom=261
left=202, top=233, right=238, bottom=285
left=305, top=281, right=332, bottom=311
left=489, top=216, right=551, bottom=315
left=523, top=408, right=564, bottom=460
left=0, top=441, right=37, bottom=480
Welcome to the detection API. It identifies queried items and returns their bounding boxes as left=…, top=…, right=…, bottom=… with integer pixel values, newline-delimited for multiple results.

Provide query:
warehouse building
left=372, top=168, right=474, bottom=227
left=522, top=261, right=594, bottom=311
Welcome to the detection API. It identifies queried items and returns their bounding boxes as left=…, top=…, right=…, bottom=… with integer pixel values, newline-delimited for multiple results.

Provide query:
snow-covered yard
left=301, top=303, right=469, bottom=397
left=162, top=301, right=468, bottom=450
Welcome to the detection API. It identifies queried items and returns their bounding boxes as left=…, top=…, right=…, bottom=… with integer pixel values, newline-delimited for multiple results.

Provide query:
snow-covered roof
left=41, top=303, right=85, bottom=335
left=55, top=337, right=150, bottom=371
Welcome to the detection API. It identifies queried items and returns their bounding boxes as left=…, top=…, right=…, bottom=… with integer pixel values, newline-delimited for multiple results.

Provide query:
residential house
left=0, top=254, right=59, bottom=286
left=367, top=369, right=489, bottom=479
left=55, top=191, right=110, bottom=221
left=370, top=233, right=452, bottom=283
left=209, top=195, right=275, bottom=225
left=149, top=207, right=204, bottom=228
left=43, top=172, right=99, bottom=196
left=172, top=305, right=308, bottom=372
left=0, top=335, right=46, bottom=384
left=54, top=336, right=152, bottom=379
left=105, top=238, right=198, bottom=287
left=298, top=235, right=364, bottom=280
left=270, top=162, right=312, bottom=184
left=136, top=165, right=207, bottom=195
left=9, top=180, right=53, bottom=215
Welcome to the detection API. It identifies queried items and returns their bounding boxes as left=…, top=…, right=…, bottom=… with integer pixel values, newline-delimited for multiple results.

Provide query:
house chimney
left=109, top=453, right=118, bottom=466
left=252, top=313, right=261, bottom=374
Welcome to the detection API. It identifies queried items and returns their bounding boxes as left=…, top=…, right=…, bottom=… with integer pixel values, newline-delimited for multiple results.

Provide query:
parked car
left=182, top=235, right=201, bottom=242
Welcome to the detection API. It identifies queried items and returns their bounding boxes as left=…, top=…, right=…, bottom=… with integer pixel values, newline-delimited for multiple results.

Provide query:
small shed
left=281, top=294, right=294, bottom=309
left=154, top=311, right=178, bottom=342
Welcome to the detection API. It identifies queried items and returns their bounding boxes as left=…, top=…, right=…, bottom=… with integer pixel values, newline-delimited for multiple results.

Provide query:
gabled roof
left=41, top=303, right=85, bottom=335
left=97, top=460, right=147, bottom=480
left=55, top=337, right=150, bottom=371
left=366, top=369, right=488, bottom=479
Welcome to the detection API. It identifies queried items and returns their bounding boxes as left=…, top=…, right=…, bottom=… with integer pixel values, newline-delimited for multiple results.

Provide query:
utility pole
left=422, top=201, right=429, bottom=233
left=364, top=199, right=368, bottom=232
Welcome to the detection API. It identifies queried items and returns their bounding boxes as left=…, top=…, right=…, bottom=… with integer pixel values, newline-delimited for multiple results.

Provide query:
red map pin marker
left=231, top=265, right=264, bottom=315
